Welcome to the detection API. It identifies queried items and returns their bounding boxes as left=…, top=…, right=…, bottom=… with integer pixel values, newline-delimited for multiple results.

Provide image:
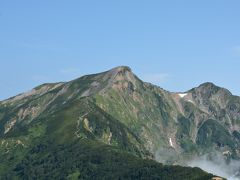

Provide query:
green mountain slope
left=91, top=67, right=240, bottom=161
left=0, top=66, right=236, bottom=179
left=3, top=139, right=214, bottom=180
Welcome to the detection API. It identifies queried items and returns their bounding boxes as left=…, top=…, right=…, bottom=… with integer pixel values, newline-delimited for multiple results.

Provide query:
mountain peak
left=197, top=82, right=231, bottom=94
left=106, top=66, right=134, bottom=82
left=194, top=82, right=221, bottom=93
left=103, top=66, right=139, bottom=91
left=192, top=82, right=232, bottom=98
left=198, top=82, right=218, bottom=88
left=109, top=66, right=132, bottom=74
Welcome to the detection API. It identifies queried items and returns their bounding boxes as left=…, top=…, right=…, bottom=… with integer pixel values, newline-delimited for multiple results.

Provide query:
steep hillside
left=91, top=67, right=240, bottom=161
left=0, top=66, right=238, bottom=179
left=2, top=139, right=215, bottom=180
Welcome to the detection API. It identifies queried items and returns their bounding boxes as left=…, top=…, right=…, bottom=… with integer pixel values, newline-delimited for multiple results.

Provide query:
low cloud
left=187, top=153, right=240, bottom=180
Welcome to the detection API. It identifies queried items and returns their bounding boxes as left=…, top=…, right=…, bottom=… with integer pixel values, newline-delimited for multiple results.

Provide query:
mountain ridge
left=1, top=66, right=239, bottom=150
left=1, top=66, right=233, bottom=103
left=0, top=65, right=238, bottom=179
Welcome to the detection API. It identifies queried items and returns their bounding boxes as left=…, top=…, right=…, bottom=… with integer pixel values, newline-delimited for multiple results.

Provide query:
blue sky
left=0, top=0, right=240, bottom=100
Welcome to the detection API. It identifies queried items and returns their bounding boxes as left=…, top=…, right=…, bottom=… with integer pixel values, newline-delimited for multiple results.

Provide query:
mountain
left=0, top=66, right=236, bottom=179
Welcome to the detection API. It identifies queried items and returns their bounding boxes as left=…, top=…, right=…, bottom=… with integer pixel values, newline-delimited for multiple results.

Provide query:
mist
left=155, top=149, right=240, bottom=180
left=186, top=153, right=240, bottom=180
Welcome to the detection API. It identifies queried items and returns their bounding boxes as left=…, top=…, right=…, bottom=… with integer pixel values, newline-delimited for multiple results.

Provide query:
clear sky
left=0, top=0, right=240, bottom=100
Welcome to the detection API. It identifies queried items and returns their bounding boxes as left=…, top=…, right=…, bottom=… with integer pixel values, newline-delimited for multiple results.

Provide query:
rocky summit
left=1, top=66, right=238, bottom=179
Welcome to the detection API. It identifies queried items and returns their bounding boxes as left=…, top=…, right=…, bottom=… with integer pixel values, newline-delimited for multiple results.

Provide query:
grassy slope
left=3, top=139, right=214, bottom=180
left=0, top=96, right=215, bottom=180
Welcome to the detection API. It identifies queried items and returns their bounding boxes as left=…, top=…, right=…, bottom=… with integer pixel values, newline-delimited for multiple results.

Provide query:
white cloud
left=141, top=73, right=170, bottom=85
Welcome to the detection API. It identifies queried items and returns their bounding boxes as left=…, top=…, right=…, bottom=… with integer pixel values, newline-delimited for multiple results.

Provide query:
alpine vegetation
left=1, top=66, right=238, bottom=179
